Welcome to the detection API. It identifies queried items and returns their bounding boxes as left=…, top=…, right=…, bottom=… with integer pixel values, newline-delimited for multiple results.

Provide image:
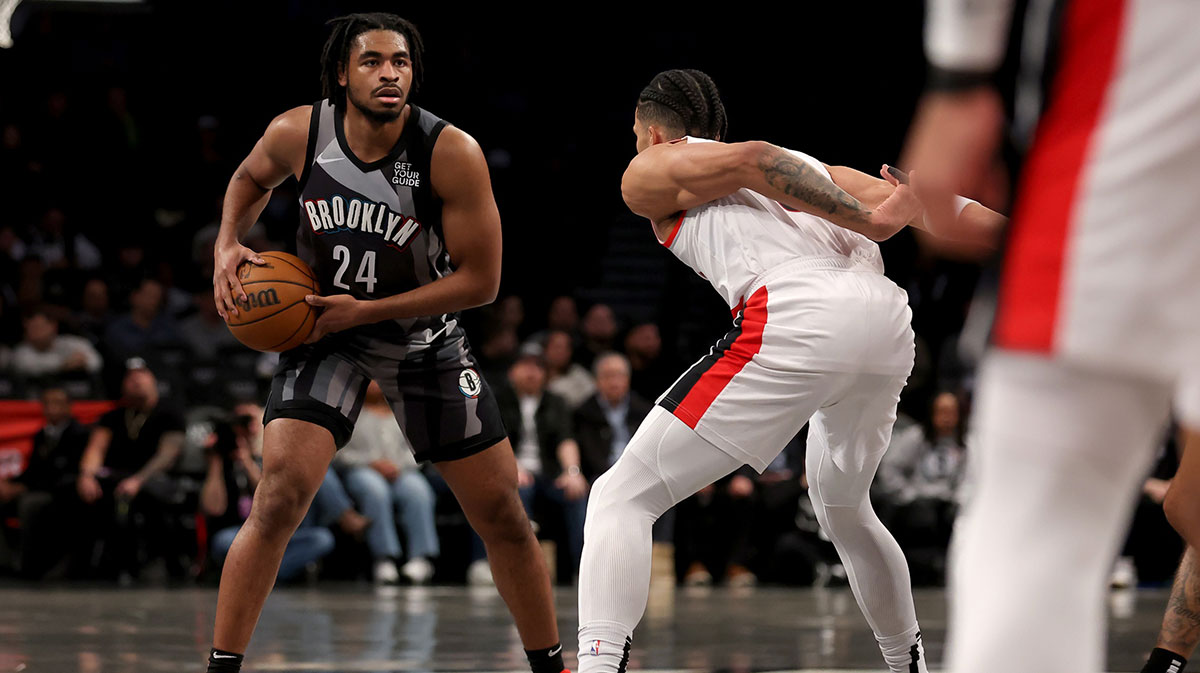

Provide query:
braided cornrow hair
left=637, top=69, right=728, bottom=141
left=320, top=13, right=425, bottom=108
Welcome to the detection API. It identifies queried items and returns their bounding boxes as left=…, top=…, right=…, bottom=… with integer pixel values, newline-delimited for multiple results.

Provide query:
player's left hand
left=305, top=294, right=370, bottom=343
left=868, top=177, right=922, bottom=240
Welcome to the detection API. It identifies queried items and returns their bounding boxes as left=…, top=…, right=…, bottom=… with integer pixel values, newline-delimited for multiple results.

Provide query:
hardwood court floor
left=0, top=584, right=1167, bottom=672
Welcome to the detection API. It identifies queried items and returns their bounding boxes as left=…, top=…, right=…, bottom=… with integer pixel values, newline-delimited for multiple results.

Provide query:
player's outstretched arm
left=621, top=140, right=918, bottom=241
left=213, top=106, right=309, bottom=319
left=306, top=126, right=501, bottom=339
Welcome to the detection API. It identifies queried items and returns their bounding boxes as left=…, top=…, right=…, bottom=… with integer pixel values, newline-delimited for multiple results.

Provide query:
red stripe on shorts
left=993, top=0, right=1129, bottom=352
left=673, top=286, right=768, bottom=428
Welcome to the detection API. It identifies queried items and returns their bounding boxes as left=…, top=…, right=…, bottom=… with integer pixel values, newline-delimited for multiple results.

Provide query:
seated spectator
left=0, top=387, right=89, bottom=577
left=624, top=323, right=680, bottom=402
left=27, top=207, right=102, bottom=270
left=875, top=391, right=968, bottom=584
left=12, top=308, right=102, bottom=380
left=179, top=290, right=241, bottom=360
left=203, top=403, right=368, bottom=582
left=674, top=467, right=759, bottom=587
left=574, top=352, right=652, bottom=483
left=527, top=295, right=580, bottom=346
left=477, top=345, right=587, bottom=585
left=576, top=303, right=618, bottom=370
left=334, top=382, right=440, bottom=585
left=72, top=277, right=113, bottom=348
left=74, top=358, right=187, bottom=580
left=103, top=278, right=182, bottom=364
left=543, top=330, right=595, bottom=410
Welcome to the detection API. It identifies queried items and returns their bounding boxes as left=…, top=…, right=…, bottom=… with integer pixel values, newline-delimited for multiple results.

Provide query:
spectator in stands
left=547, top=296, right=579, bottom=334
left=477, top=325, right=518, bottom=385
left=75, top=358, right=186, bottom=580
left=574, top=352, right=652, bottom=483
left=0, top=224, right=27, bottom=296
left=674, top=466, right=759, bottom=587
left=27, top=207, right=102, bottom=271
left=13, top=308, right=102, bottom=379
left=577, top=303, right=618, bottom=370
left=874, top=391, right=968, bottom=584
left=178, top=290, right=240, bottom=360
left=203, top=403, right=367, bottom=582
left=0, top=387, right=89, bottom=577
left=543, top=330, right=595, bottom=410
left=73, top=277, right=113, bottom=348
left=103, top=278, right=181, bottom=363
left=479, top=344, right=587, bottom=585
left=334, top=382, right=440, bottom=585
left=624, top=323, right=679, bottom=402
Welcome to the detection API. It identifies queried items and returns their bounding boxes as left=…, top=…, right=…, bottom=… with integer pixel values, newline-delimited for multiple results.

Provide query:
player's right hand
left=214, top=243, right=267, bottom=320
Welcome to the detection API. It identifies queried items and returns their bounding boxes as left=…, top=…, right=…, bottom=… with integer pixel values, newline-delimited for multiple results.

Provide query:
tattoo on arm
left=756, top=146, right=872, bottom=225
left=1159, top=547, right=1200, bottom=654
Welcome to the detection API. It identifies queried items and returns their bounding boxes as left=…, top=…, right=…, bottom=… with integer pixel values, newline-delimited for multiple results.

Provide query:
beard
left=348, top=87, right=406, bottom=123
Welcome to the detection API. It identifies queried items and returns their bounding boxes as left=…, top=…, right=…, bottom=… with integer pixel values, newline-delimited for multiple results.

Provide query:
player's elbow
left=467, top=271, right=500, bottom=307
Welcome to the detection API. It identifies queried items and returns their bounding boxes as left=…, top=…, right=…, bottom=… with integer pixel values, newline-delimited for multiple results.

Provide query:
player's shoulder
left=431, top=123, right=482, bottom=160
left=263, top=104, right=314, bottom=145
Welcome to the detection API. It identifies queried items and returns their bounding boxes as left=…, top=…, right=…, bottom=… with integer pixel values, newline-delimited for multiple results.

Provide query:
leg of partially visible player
left=1143, top=426, right=1200, bottom=673
left=575, top=407, right=745, bottom=673
left=948, top=351, right=1172, bottom=673
left=208, top=419, right=336, bottom=672
left=806, top=373, right=928, bottom=673
left=435, top=439, right=567, bottom=673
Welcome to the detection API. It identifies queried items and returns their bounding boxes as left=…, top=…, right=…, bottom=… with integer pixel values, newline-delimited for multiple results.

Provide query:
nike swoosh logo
left=316, top=155, right=344, bottom=165
left=212, top=654, right=237, bottom=659
left=548, top=645, right=562, bottom=657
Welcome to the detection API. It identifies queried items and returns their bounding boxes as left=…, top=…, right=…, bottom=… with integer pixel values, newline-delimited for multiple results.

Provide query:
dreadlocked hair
left=320, top=13, right=425, bottom=107
left=637, top=69, right=728, bottom=141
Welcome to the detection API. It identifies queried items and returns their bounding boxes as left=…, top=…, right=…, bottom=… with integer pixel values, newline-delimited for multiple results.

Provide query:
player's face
left=340, top=30, right=413, bottom=123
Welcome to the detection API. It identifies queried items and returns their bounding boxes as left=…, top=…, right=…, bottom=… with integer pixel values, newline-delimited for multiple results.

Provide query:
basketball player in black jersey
left=206, top=14, right=570, bottom=673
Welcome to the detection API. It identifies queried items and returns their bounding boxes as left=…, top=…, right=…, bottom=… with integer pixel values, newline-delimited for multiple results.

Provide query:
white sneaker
left=374, top=559, right=401, bottom=585
left=1110, top=556, right=1137, bottom=589
left=467, top=559, right=494, bottom=586
left=402, top=557, right=434, bottom=584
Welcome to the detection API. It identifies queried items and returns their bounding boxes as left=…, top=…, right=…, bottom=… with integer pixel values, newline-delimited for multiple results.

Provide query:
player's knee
left=471, top=489, right=533, bottom=546
left=247, top=483, right=311, bottom=539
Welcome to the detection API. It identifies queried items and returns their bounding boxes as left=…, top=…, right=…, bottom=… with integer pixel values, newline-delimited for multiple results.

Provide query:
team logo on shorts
left=458, top=368, right=483, bottom=398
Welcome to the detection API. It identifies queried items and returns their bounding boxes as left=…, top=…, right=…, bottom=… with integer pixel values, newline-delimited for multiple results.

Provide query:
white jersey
left=658, top=137, right=885, bottom=312
left=988, top=0, right=1200, bottom=401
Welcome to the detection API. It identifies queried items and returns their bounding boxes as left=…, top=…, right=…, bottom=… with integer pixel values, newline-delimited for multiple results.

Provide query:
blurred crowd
left=0, top=88, right=1184, bottom=589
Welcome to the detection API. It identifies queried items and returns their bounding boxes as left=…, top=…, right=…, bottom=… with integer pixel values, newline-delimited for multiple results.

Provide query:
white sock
left=577, top=408, right=742, bottom=673
left=877, top=625, right=928, bottom=673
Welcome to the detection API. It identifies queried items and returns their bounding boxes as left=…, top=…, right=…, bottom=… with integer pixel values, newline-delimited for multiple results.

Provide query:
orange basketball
left=224, top=251, right=319, bottom=352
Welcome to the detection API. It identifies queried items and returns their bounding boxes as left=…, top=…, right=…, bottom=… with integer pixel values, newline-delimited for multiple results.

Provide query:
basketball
left=224, top=251, right=319, bottom=352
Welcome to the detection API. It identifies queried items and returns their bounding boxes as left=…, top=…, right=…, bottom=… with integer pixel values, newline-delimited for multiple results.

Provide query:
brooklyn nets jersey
left=297, top=99, right=463, bottom=348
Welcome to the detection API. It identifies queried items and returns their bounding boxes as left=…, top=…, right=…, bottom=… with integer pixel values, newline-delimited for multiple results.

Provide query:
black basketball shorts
left=262, top=332, right=507, bottom=463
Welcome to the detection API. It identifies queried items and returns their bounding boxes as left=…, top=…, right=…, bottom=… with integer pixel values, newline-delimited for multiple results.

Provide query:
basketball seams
left=265, top=302, right=317, bottom=351
left=257, top=252, right=318, bottom=284
left=239, top=279, right=317, bottom=291
left=227, top=299, right=309, bottom=328
left=226, top=251, right=319, bottom=350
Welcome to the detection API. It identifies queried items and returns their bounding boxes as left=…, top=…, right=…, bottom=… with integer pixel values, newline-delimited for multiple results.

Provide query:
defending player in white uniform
left=575, top=69, right=1003, bottom=673
left=905, top=1, right=1200, bottom=672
